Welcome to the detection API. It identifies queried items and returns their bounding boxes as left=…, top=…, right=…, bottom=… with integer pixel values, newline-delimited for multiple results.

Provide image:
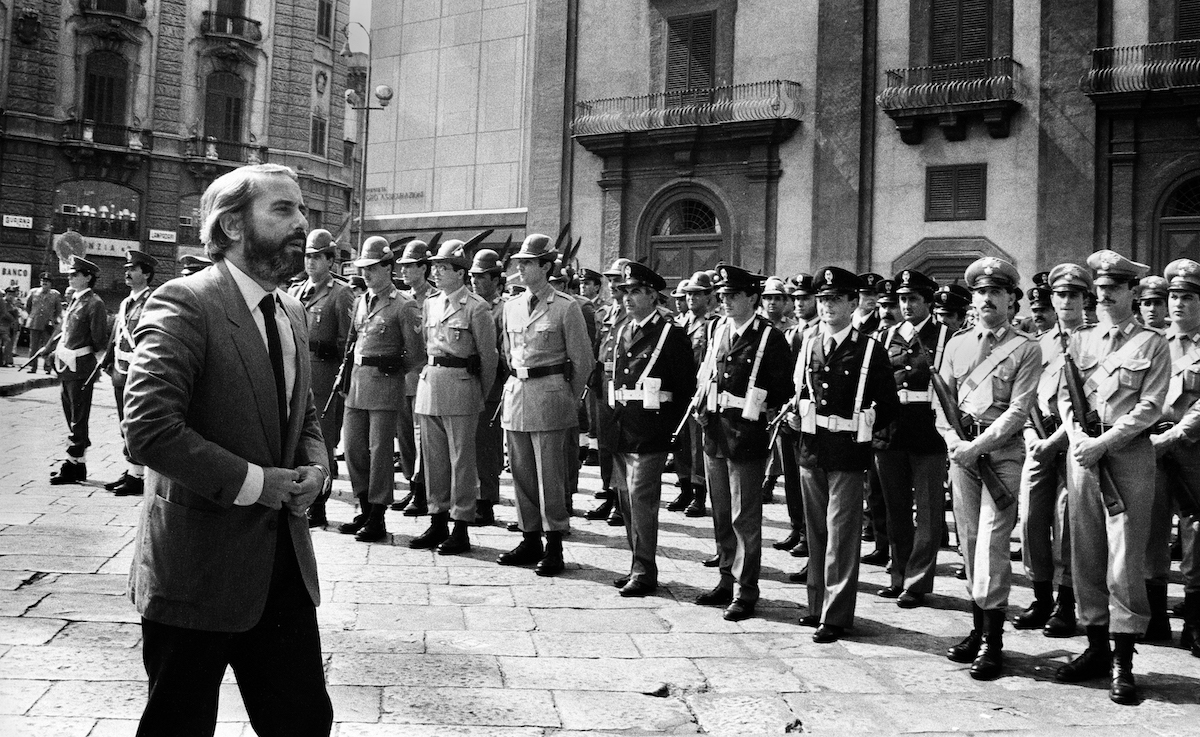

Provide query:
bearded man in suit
left=122, top=163, right=334, bottom=736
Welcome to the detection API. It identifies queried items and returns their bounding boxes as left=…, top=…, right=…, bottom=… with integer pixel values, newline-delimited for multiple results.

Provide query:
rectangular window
left=317, top=0, right=333, bottom=40
left=343, top=139, right=355, bottom=167
left=665, top=13, right=715, bottom=104
left=1180, top=0, right=1200, bottom=40
left=926, top=164, right=987, bottom=221
left=311, top=115, right=327, bottom=157
left=308, top=208, right=323, bottom=231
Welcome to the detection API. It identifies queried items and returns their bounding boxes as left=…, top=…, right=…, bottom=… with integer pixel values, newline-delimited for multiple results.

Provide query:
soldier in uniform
left=289, top=229, right=354, bottom=526
left=339, top=238, right=420, bottom=542
left=585, top=258, right=633, bottom=525
left=23, top=272, right=61, bottom=374
left=1136, top=275, right=1169, bottom=330
left=1154, top=259, right=1200, bottom=658
left=410, top=240, right=498, bottom=554
left=938, top=257, right=1041, bottom=681
left=1013, top=264, right=1091, bottom=638
left=777, top=273, right=819, bottom=563
left=668, top=271, right=719, bottom=518
left=102, top=250, right=157, bottom=496
left=469, top=249, right=508, bottom=526
left=50, top=256, right=110, bottom=484
left=863, top=277, right=901, bottom=568
left=498, top=234, right=595, bottom=576
left=933, top=284, right=971, bottom=334
left=1147, top=259, right=1200, bottom=649
left=872, top=269, right=949, bottom=609
left=392, top=240, right=433, bottom=517
left=606, top=262, right=696, bottom=596
left=691, top=265, right=793, bottom=621
left=761, top=277, right=797, bottom=506
left=786, top=267, right=898, bottom=642
left=1054, top=251, right=1169, bottom=705
left=1028, top=281, right=1057, bottom=335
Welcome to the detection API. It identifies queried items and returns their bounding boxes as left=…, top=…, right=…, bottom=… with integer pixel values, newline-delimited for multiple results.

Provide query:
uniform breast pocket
left=1184, top=367, right=1200, bottom=393
left=1118, top=357, right=1151, bottom=389
left=534, top=323, right=561, bottom=346
left=446, top=318, right=471, bottom=344
left=992, top=359, right=1016, bottom=404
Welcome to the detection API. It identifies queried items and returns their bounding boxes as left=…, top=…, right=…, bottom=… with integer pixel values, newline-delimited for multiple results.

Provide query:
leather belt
left=814, top=414, right=856, bottom=433
left=716, top=391, right=746, bottom=410
left=431, top=355, right=471, bottom=368
left=896, top=389, right=931, bottom=404
left=962, top=420, right=990, bottom=440
left=613, top=388, right=674, bottom=404
left=510, top=363, right=567, bottom=379
left=354, top=354, right=404, bottom=367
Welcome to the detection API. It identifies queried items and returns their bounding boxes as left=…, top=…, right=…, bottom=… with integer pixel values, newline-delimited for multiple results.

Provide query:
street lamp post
left=341, top=22, right=393, bottom=256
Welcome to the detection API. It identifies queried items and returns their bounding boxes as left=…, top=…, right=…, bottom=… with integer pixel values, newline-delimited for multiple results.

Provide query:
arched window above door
left=653, top=199, right=722, bottom=236
left=1163, top=177, right=1200, bottom=216
left=643, top=192, right=729, bottom=285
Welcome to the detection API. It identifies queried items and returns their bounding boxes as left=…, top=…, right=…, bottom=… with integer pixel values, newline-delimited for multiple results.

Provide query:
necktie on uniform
left=529, top=294, right=539, bottom=315
left=259, top=294, right=288, bottom=451
left=824, top=336, right=835, bottom=357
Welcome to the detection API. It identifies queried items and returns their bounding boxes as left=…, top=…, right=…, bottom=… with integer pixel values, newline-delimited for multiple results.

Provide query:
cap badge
left=824, top=270, right=833, bottom=284
left=984, top=266, right=994, bottom=276
left=902, top=271, right=910, bottom=284
left=1100, top=253, right=1119, bottom=269
left=624, top=265, right=634, bottom=280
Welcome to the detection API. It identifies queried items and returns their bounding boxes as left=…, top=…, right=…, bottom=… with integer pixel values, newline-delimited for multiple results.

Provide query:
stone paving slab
left=379, top=685, right=559, bottom=727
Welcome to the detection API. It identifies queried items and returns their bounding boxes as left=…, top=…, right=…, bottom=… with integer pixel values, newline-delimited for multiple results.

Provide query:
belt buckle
left=515, top=367, right=530, bottom=379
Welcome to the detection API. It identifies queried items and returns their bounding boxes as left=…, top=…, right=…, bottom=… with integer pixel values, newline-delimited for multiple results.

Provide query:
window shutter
left=926, top=168, right=956, bottom=220
left=954, top=166, right=986, bottom=219
left=1180, top=0, right=1200, bottom=40
left=666, top=13, right=715, bottom=94
left=206, top=73, right=244, bottom=143
left=926, top=165, right=986, bottom=221
left=930, top=0, right=992, bottom=65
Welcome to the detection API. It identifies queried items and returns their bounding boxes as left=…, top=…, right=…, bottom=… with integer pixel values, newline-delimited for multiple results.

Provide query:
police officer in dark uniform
left=787, top=267, right=898, bottom=642
left=102, top=250, right=157, bottom=495
left=585, top=258, right=633, bottom=525
left=289, top=229, right=354, bottom=526
left=607, top=262, right=696, bottom=596
left=50, top=256, right=110, bottom=485
left=933, top=284, right=971, bottom=334
left=692, top=265, right=793, bottom=621
left=873, top=269, right=949, bottom=609
left=671, top=271, right=719, bottom=518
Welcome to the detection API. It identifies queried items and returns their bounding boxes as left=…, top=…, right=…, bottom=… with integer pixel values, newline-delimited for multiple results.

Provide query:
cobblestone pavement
left=1, top=370, right=1198, bottom=735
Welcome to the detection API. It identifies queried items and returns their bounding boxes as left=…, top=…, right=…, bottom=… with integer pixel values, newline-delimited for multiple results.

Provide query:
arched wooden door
left=641, top=189, right=730, bottom=287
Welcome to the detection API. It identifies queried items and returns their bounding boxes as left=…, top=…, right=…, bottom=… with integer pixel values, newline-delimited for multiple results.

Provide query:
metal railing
left=201, top=11, right=263, bottom=43
left=79, top=0, right=147, bottom=19
left=877, top=56, right=1020, bottom=110
left=63, top=120, right=151, bottom=149
left=1081, top=40, right=1200, bottom=94
left=572, top=80, right=802, bottom=136
left=187, top=135, right=267, bottom=164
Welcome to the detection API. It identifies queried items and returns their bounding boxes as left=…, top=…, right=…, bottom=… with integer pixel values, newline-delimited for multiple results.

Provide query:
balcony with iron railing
left=572, top=80, right=802, bottom=138
left=185, top=135, right=267, bottom=172
left=876, top=56, right=1022, bottom=144
left=62, top=119, right=152, bottom=150
left=1081, top=40, right=1200, bottom=106
left=79, top=0, right=147, bottom=21
left=201, top=10, right=263, bottom=45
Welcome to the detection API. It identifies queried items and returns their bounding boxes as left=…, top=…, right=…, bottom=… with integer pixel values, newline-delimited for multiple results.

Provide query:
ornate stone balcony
left=201, top=10, right=263, bottom=45
left=79, top=0, right=147, bottom=22
left=1081, top=40, right=1200, bottom=109
left=60, top=119, right=152, bottom=182
left=877, top=56, right=1022, bottom=144
left=184, top=134, right=267, bottom=179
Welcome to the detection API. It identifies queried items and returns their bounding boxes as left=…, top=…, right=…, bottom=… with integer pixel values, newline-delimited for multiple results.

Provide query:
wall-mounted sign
left=83, top=236, right=140, bottom=258
left=3, top=215, right=33, bottom=229
left=149, top=229, right=177, bottom=243
left=0, top=262, right=32, bottom=298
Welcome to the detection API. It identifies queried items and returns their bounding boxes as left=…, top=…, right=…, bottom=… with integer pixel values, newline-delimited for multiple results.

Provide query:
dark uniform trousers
left=476, top=401, right=503, bottom=504
left=616, top=451, right=669, bottom=584
left=874, top=450, right=946, bottom=594
left=707, top=455, right=766, bottom=601
left=58, top=290, right=109, bottom=459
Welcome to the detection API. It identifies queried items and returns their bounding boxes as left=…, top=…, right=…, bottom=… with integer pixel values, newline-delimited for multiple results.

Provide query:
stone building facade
left=0, top=0, right=354, bottom=307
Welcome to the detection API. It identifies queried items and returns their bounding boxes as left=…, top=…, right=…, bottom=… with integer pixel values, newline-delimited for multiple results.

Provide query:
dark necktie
left=259, top=294, right=288, bottom=450
left=529, top=294, right=539, bottom=315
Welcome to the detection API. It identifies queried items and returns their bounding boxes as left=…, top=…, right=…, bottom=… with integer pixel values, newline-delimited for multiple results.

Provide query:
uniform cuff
left=234, top=463, right=264, bottom=506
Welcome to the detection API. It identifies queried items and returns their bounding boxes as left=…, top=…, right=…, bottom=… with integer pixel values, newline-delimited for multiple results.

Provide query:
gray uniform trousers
left=1019, top=431, right=1073, bottom=587
left=800, top=467, right=864, bottom=628
left=420, top=413, right=479, bottom=522
left=874, top=450, right=946, bottom=594
left=507, top=429, right=573, bottom=532
left=950, top=442, right=1023, bottom=609
left=476, top=401, right=503, bottom=504
left=344, top=408, right=398, bottom=505
left=705, top=454, right=765, bottom=603
left=615, top=451, right=669, bottom=585
left=1067, top=436, right=1154, bottom=635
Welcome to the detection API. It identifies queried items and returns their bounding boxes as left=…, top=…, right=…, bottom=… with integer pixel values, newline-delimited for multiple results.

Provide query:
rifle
left=18, top=327, right=63, bottom=371
left=322, top=332, right=358, bottom=419
left=83, top=351, right=107, bottom=388
left=766, top=395, right=799, bottom=450
left=1061, top=349, right=1125, bottom=516
left=928, top=368, right=1017, bottom=511
left=673, top=323, right=720, bottom=442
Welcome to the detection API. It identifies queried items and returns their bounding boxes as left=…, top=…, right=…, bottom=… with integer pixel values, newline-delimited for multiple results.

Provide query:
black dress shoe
left=104, top=472, right=131, bottom=491
left=789, top=540, right=809, bottom=557
left=606, top=506, right=624, bottom=526
left=583, top=448, right=600, bottom=466
left=112, top=476, right=145, bottom=496
left=701, top=554, right=720, bottom=568
left=799, top=614, right=820, bottom=627
left=861, top=549, right=889, bottom=566
left=619, top=580, right=657, bottom=597
left=403, top=502, right=428, bottom=517
left=613, top=575, right=630, bottom=588
left=507, top=521, right=521, bottom=532
left=585, top=499, right=614, bottom=520
left=954, top=565, right=967, bottom=580
left=666, top=488, right=693, bottom=512
left=788, top=565, right=808, bottom=584
left=307, top=508, right=328, bottom=528
left=723, top=599, right=756, bottom=621
left=897, top=591, right=925, bottom=609
left=877, top=585, right=902, bottom=599
left=695, top=587, right=734, bottom=606
left=813, top=624, right=844, bottom=643
left=684, top=502, right=706, bottom=517
left=773, top=530, right=802, bottom=550
left=390, top=492, right=414, bottom=512
left=50, top=461, right=86, bottom=485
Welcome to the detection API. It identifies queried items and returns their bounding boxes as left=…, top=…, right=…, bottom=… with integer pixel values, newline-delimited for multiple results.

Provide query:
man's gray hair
left=200, top=164, right=299, bottom=261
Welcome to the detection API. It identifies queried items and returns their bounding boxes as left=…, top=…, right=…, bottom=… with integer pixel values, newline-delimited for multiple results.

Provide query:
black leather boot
left=472, top=499, right=495, bottom=526
left=390, top=490, right=414, bottom=512
left=1056, top=624, right=1111, bottom=682
left=536, top=531, right=565, bottom=577
left=685, top=483, right=707, bottom=517
left=354, top=504, right=388, bottom=542
left=1044, top=585, right=1078, bottom=638
left=338, top=495, right=370, bottom=534
left=403, top=479, right=428, bottom=516
left=666, top=483, right=693, bottom=512
left=969, top=610, right=1005, bottom=680
left=948, top=603, right=984, bottom=663
left=1013, top=580, right=1054, bottom=629
left=437, top=520, right=471, bottom=555
left=409, top=512, right=449, bottom=549
left=1142, top=580, right=1172, bottom=643
left=1110, top=634, right=1138, bottom=705
left=498, top=532, right=544, bottom=566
